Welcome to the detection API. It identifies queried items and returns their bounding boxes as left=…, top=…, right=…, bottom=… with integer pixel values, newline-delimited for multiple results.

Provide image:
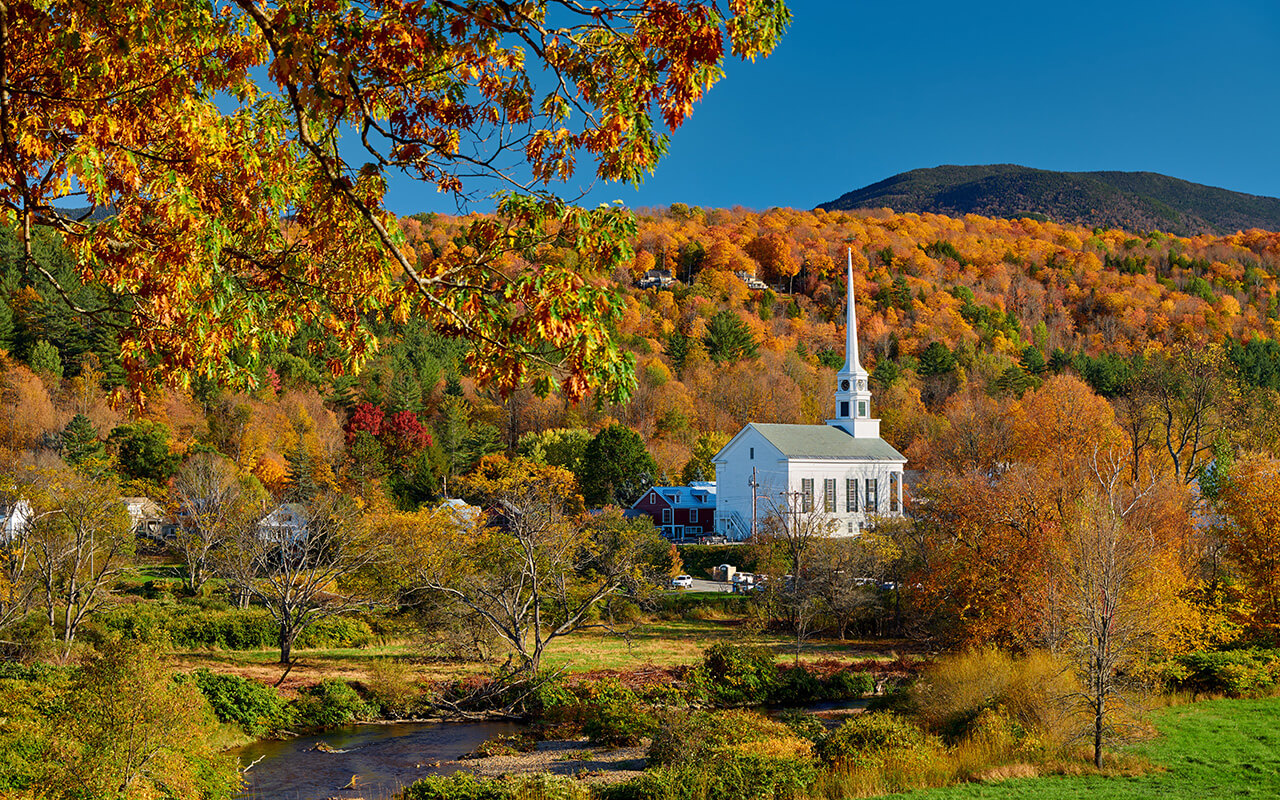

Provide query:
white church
left=712, top=252, right=907, bottom=540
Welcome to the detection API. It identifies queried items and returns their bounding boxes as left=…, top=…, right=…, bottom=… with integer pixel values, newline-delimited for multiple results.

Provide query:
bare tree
left=168, top=452, right=260, bottom=595
left=400, top=463, right=672, bottom=690
left=1058, top=449, right=1167, bottom=768
left=0, top=479, right=36, bottom=639
left=213, top=494, right=388, bottom=665
left=757, top=493, right=841, bottom=659
left=1143, top=345, right=1230, bottom=484
left=26, top=468, right=133, bottom=660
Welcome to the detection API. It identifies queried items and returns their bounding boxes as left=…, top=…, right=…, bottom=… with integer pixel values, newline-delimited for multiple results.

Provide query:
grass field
left=901, top=697, right=1280, bottom=799
left=170, top=617, right=910, bottom=691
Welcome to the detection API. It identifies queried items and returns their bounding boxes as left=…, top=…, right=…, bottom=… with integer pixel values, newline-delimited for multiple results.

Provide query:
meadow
left=899, top=698, right=1280, bottom=800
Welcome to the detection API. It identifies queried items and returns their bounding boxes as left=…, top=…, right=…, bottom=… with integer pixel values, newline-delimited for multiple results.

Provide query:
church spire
left=843, top=248, right=863, bottom=375
left=826, top=247, right=878, bottom=439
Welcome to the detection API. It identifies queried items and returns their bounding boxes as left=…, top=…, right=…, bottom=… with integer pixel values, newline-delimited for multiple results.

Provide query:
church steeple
left=827, top=249, right=880, bottom=439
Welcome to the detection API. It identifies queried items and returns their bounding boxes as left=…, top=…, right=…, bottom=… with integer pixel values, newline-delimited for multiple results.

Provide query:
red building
left=627, top=482, right=717, bottom=541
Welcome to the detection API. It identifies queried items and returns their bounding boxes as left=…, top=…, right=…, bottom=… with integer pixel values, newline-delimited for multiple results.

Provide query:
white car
left=670, top=574, right=694, bottom=589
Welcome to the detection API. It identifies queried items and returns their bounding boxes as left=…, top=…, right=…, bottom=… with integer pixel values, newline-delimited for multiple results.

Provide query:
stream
left=232, top=699, right=870, bottom=799
left=232, top=720, right=523, bottom=800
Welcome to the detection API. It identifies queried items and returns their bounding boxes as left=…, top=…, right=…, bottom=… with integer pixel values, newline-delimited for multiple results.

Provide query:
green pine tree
left=0, top=296, right=13, bottom=353
left=28, top=339, right=63, bottom=379
left=61, top=413, right=105, bottom=467
left=702, top=310, right=759, bottom=364
left=284, top=446, right=321, bottom=502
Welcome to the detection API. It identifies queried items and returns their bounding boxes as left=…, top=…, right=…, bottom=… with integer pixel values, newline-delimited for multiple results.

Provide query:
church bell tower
left=827, top=249, right=881, bottom=439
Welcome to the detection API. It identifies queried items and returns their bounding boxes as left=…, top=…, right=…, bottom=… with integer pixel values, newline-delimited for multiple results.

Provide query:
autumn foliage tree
left=1215, top=452, right=1280, bottom=632
left=1, top=0, right=790, bottom=399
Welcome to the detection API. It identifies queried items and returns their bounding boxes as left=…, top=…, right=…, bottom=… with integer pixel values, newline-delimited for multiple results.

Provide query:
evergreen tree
left=664, top=330, right=692, bottom=372
left=0, top=296, right=13, bottom=353
left=1019, top=344, right=1047, bottom=375
left=917, top=341, right=956, bottom=376
left=61, top=413, right=105, bottom=467
left=579, top=424, right=658, bottom=508
left=28, top=339, right=63, bottom=379
left=702, top=309, right=759, bottom=363
left=435, top=394, right=471, bottom=495
left=284, top=446, right=321, bottom=502
left=109, top=421, right=180, bottom=485
left=1048, top=347, right=1071, bottom=374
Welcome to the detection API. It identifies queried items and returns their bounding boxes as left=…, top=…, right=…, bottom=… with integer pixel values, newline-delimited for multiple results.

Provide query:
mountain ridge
left=817, top=164, right=1280, bottom=236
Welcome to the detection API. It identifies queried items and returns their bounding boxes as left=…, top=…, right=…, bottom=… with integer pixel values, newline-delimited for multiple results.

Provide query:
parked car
left=670, top=574, right=694, bottom=589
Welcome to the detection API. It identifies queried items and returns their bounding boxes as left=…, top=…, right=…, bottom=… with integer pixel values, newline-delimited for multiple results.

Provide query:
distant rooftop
left=748, top=423, right=906, bottom=461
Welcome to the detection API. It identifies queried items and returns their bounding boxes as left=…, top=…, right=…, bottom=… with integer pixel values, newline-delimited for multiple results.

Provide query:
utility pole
left=748, top=467, right=760, bottom=540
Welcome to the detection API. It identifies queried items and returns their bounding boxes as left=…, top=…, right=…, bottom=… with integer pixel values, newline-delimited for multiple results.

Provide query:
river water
left=232, top=700, right=868, bottom=799
left=232, top=720, right=523, bottom=800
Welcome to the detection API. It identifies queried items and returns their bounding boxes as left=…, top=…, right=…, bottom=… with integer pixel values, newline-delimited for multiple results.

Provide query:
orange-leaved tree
left=1215, top=452, right=1280, bottom=632
left=0, top=0, right=790, bottom=399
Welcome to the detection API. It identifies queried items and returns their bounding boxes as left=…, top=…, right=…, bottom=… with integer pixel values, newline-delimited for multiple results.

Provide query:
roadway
left=684, top=578, right=734, bottom=593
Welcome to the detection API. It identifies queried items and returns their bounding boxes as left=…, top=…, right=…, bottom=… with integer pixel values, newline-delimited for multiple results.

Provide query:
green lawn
left=902, top=697, right=1280, bottom=799
left=539, top=619, right=903, bottom=673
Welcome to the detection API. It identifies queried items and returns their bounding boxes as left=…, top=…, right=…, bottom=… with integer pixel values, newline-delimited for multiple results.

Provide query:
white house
left=0, top=497, right=32, bottom=544
left=713, top=251, right=907, bottom=540
left=257, top=503, right=308, bottom=545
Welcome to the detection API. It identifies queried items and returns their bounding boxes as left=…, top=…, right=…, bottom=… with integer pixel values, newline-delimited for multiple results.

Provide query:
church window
left=801, top=479, right=814, bottom=512
left=858, top=401, right=867, bottom=417
left=846, top=478, right=858, bottom=512
left=865, top=479, right=878, bottom=513
left=848, top=521, right=855, bottom=535
left=824, top=479, right=836, bottom=512
left=890, top=473, right=900, bottom=512
left=750, top=447, right=754, bottom=460
left=840, top=401, right=850, bottom=417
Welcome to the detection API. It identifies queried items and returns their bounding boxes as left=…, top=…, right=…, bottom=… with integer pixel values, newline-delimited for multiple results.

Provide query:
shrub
left=98, top=604, right=375, bottom=651
left=911, top=648, right=1076, bottom=746
left=402, top=773, right=588, bottom=800
left=1168, top=649, right=1280, bottom=696
left=401, top=773, right=507, bottom=800
left=581, top=679, right=654, bottom=746
left=463, top=733, right=537, bottom=759
left=770, top=664, right=823, bottom=705
left=816, top=713, right=937, bottom=769
left=823, top=669, right=874, bottom=700
left=365, top=659, right=427, bottom=718
left=648, top=710, right=809, bottom=768
left=778, top=710, right=826, bottom=743
left=189, top=668, right=290, bottom=737
left=290, top=679, right=374, bottom=729
left=696, top=643, right=779, bottom=706
left=605, top=753, right=815, bottom=800
left=528, top=678, right=585, bottom=732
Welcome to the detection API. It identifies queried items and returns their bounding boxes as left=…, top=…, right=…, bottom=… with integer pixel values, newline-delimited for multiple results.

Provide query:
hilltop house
left=713, top=252, right=907, bottom=540
left=627, top=482, right=717, bottom=541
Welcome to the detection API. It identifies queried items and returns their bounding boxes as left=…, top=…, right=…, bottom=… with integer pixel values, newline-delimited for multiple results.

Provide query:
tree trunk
left=279, top=623, right=293, bottom=665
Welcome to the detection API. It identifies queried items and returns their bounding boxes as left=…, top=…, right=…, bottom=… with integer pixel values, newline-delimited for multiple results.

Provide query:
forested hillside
left=4, top=204, right=1280, bottom=500
left=818, top=165, right=1280, bottom=236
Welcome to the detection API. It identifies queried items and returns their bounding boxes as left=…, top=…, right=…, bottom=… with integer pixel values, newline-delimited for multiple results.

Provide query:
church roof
left=750, top=423, right=906, bottom=461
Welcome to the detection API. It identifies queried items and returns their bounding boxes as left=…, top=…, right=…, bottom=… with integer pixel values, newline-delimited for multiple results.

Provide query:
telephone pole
left=748, top=467, right=760, bottom=539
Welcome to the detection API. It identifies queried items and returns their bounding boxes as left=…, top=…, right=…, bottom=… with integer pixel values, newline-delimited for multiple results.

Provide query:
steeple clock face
left=840, top=379, right=850, bottom=392
left=857, top=379, right=866, bottom=391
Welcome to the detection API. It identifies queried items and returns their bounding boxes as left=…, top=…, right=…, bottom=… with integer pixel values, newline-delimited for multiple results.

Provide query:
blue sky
left=383, top=0, right=1280, bottom=216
